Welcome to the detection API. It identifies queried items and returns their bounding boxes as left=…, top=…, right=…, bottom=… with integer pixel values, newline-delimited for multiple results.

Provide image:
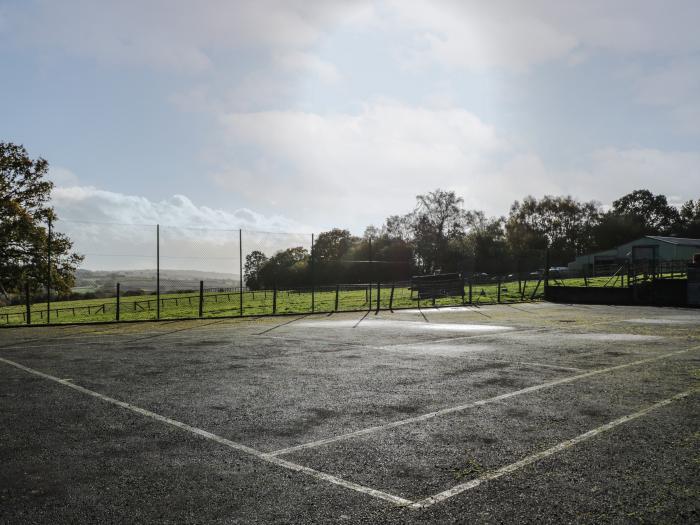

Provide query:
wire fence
left=1, top=219, right=552, bottom=326
left=547, top=260, right=690, bottom=288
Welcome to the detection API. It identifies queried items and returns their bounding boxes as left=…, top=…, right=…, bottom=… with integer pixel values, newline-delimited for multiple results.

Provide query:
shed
left=568, top=236, right=700, bottom=272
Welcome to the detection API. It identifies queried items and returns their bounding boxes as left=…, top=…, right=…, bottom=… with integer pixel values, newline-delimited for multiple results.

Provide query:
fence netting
left=1, top=220, right=553, bottom=326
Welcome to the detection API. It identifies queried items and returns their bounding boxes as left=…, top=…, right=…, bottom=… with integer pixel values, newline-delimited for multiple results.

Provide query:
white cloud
left=384, top=1, right=700, bottom=71
left=9, top=0, right=371, bottom=72
left=389, top=1, right=577, bottom=71
left=274, top=51, right=341, bottom=84
left=51, top=185, right=304, bottom=231
left=586, top=148, right=700, bottom=199
left=217, top=101, right=504, bottom=226
left=633, top=58, right=700, bottom=134
left=212, top=99, right=700, bottom=227
left=50, top=185, right=310, bottom=271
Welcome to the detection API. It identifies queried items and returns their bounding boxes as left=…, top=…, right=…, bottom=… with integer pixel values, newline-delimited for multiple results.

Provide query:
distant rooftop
left=646, top=236, right=700, bottom=247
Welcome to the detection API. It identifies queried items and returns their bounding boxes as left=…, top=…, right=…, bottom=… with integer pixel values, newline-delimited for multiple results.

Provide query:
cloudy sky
left=2, top=0, right=700, bottom=241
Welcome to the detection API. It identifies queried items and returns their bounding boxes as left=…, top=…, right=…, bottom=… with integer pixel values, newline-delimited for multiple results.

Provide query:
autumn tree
left=0, top=142, right=82, bottom=301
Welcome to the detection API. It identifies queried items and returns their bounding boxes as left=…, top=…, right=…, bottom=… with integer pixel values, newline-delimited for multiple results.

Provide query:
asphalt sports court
left=1, top=303, right=698, bottom=523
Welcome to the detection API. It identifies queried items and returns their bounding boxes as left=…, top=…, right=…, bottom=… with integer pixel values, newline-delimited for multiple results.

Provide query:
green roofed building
left=568, top=236, right=700, bottom=272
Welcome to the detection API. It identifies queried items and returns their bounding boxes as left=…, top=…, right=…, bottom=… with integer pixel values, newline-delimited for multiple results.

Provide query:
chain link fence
left=1, top=220, right=550, bottom=326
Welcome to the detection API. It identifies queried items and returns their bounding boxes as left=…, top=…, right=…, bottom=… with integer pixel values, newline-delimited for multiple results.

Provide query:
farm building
left=568, top=236, right=700, bottom=272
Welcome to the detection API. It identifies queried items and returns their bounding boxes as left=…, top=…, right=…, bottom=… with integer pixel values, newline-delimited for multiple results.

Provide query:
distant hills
left=74, top=269, right=240, bottom=293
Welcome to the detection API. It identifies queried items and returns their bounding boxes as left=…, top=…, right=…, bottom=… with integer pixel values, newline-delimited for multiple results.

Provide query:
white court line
left=0, top=356, right=412, bottom=507
left=267, top=345, right=699, bottom=457
left=412, top=388, right=697, bottom=508
left=1, top=353, right=696, bottom=511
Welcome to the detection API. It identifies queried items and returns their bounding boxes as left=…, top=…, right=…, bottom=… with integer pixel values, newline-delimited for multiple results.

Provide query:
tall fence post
left=239, top=229, right=244, bottom=317
left=497, top=278, right=502, bottom=303
left=272, top=281, right=277, bottom=315
left=334, top=284, right=339, bottom=312
left=389, top=282, right=395, bottom=311
left=375, top=281, right=381, bottom=313
left=116, top=283, right=120, bottom=321
left=25, top=281, right=31, bottom=325
left=468, top=280, right=473, bottom=304
left=311, top=233, right=315, bottom=313
left=199, top=280, right=204, bottom=318
left=156, top=224, right=160, bottom=320
left=368, top=236, right=373, bottom=283
left=47, top=216, right=52, bottom=324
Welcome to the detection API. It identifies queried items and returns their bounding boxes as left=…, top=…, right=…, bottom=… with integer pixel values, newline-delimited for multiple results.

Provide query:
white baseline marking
left=412, top=388, right=697, bottom=508
left=0, top=356, right=412, bottom=507
left=267, top=346, right=699, bottom=457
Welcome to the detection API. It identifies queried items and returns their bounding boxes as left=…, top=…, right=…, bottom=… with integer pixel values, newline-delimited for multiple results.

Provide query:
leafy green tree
left=675, top=199, right=700, bottom=237
left=412, top=189, right=465, bottom=273
left=506, top=195, right=600, bottom=264
left=611, top=189, right=679, bottom=234
left=0, top=142, right=82, bottom=301
left=313, top=229, right=353, bottom=261
left=257, top=246, right=309, bottom=288
left=244, top=250, right=268, bottom=290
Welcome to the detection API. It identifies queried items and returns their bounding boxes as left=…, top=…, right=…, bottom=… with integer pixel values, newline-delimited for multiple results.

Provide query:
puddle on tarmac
left=566, top=333, right=664, bottom=341
left=296, top=319, right=514, bottom=332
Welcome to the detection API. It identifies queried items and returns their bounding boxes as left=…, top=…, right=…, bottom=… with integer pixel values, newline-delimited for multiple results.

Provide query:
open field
left=1, top=279, right=547, bottom=326
left=1, top=303, right=698, bottom=523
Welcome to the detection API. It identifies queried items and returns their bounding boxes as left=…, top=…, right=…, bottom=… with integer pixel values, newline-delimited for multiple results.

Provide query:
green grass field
left=1, top=279, right=547, bottom=326
left=3, top=271, right=686, bottom=326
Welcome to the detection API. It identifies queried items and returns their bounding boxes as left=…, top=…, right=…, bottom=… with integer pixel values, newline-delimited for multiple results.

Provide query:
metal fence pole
left=376, top=282, right=381, bottom=313
left=25, top=281, right=31, bottom=325
left=389, top=283, right=395, bottom=311
left=368, top=236, right=373, bottom=282
left=497, top=278, right=502, bottom=303
left=199, top=280, right=204, bottom=317
left=47, top=216, right=51, bottom=324
left=469, top=280, right=473, bottom=304
left=334, top=284, right=339, bottom=312
left=272, top=281, right=277, bottom=314
left=239, top=229, right=243, bottom=316
left=156, top=224, right=160, bottom=320
left=116, top=283, right=120, bottom=321
left=311, top=233, right=315, bottom=313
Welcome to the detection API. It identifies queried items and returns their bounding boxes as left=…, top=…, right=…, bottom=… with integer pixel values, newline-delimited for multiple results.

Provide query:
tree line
left=2, top=142, right=699, bottom=298
left=245, top=189, right=700, bottom=289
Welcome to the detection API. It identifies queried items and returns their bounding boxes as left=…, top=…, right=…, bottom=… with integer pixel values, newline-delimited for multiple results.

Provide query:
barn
left=568, top=236, right=700, bottom=272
